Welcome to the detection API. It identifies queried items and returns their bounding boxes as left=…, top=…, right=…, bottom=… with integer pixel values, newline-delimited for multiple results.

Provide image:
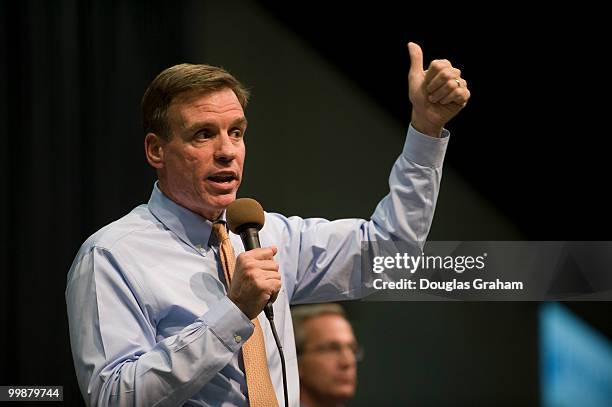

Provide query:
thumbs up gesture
left=407, top=42, right=470, bottom=138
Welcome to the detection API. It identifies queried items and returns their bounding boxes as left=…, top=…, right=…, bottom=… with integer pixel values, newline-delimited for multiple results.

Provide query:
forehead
left=168, top=88, right=245, bottom=128
left=304, top=314, right=355, bottom=343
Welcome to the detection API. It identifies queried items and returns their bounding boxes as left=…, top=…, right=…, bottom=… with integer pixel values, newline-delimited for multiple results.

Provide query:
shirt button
left=234, top=335, right=242, bottom=343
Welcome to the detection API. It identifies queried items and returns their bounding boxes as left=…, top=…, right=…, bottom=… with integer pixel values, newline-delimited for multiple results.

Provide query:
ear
left=145, top=133, right=165, bottom=169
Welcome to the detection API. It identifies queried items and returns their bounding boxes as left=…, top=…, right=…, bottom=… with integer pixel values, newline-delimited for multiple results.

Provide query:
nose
left=213, top=132, right=237, bottom=162
left=338, top=347, right=356, bottom=368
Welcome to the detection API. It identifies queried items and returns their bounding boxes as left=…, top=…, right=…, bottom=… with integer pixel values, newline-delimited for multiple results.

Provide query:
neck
left=300, top=388, right=345, bottom=407
left=157, top=180, right=222, bottom=221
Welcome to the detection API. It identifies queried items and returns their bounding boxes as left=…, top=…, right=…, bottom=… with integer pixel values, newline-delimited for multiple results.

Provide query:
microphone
left=227, top=197, right=290, bottom=407
left=226, top=198, right=274, bottom=319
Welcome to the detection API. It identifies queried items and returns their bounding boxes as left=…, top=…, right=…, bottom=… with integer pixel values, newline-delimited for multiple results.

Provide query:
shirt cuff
left=402, top=124, right=450, bottom=168
left=200, top=296, right=254, bottom=353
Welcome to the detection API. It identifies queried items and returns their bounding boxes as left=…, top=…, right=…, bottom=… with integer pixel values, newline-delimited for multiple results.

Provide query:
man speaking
left=66, top=42, right=470, bottom=406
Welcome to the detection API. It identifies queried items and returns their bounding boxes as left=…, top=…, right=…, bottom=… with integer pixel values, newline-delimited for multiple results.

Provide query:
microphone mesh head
left=226, top=198, right=265, bottom=234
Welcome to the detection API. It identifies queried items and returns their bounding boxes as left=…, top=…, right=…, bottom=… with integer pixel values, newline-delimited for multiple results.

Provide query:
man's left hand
left=407, top=42, right=471, bottom=138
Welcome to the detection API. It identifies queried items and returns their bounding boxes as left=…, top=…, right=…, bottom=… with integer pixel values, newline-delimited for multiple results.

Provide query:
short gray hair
left=291, top=303, right=346, bottom=355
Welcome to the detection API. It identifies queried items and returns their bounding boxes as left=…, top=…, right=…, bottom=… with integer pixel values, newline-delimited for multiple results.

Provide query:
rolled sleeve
left=200, top=296, right=254, bottom=353
left=403, top=124, right=450, bottom=168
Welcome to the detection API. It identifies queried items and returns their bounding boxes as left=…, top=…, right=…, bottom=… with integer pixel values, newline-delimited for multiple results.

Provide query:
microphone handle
left=239, top=227, right=261, bottom=251
left=239, top=227, right=274, bottom=320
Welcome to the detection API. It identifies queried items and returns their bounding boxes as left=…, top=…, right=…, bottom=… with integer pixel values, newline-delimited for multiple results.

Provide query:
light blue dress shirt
left=66, top=125, right=449, bottom=406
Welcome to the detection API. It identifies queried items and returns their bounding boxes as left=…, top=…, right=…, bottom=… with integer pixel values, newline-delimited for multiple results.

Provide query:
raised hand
left=407, top=42, right=470, bottom=137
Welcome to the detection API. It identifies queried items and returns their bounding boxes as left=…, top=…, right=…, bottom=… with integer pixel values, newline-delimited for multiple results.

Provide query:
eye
left=230, top=129, right=244, bottom=139
left=194, top=129, right=214, bottom=140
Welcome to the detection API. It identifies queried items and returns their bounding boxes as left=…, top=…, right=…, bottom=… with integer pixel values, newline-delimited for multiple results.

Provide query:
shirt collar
left=147, top=182, right=227, bottom=255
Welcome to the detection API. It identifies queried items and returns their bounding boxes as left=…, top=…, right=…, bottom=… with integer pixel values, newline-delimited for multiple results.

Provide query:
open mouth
left=206, top=172, right=238, bottom=191
left=207, top=173, right=236, bottom=183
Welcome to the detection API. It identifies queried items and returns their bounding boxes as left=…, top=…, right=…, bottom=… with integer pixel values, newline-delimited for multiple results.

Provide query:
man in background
left=292, top=304, right=361, bottom=407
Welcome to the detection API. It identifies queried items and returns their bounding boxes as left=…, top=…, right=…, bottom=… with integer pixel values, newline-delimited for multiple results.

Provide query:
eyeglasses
left=300, top=342, right=364, bottom=362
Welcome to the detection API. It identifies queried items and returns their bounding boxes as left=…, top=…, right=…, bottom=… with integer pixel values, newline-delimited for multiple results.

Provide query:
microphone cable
left=264, top=305, right=289, bottom=407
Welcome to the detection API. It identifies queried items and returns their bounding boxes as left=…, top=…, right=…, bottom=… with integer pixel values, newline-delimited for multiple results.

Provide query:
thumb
left=407, top=42, right=424, bottom=79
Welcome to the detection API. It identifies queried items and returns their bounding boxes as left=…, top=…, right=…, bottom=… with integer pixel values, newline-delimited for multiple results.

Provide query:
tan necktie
left=212, top=222, right=279, bottom=407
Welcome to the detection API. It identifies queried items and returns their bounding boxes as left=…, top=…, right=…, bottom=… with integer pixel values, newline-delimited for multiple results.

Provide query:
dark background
left=1, top=1, right=610, bottom=405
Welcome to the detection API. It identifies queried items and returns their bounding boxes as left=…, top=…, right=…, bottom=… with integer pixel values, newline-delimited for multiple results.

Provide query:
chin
left=210, top=193, right=237, bottom=210
left=332, top=385, right=356, bottom=400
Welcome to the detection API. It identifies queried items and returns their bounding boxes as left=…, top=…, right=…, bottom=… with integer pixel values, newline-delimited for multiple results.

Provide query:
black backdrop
left=1, top=1, right=611, bottom=405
